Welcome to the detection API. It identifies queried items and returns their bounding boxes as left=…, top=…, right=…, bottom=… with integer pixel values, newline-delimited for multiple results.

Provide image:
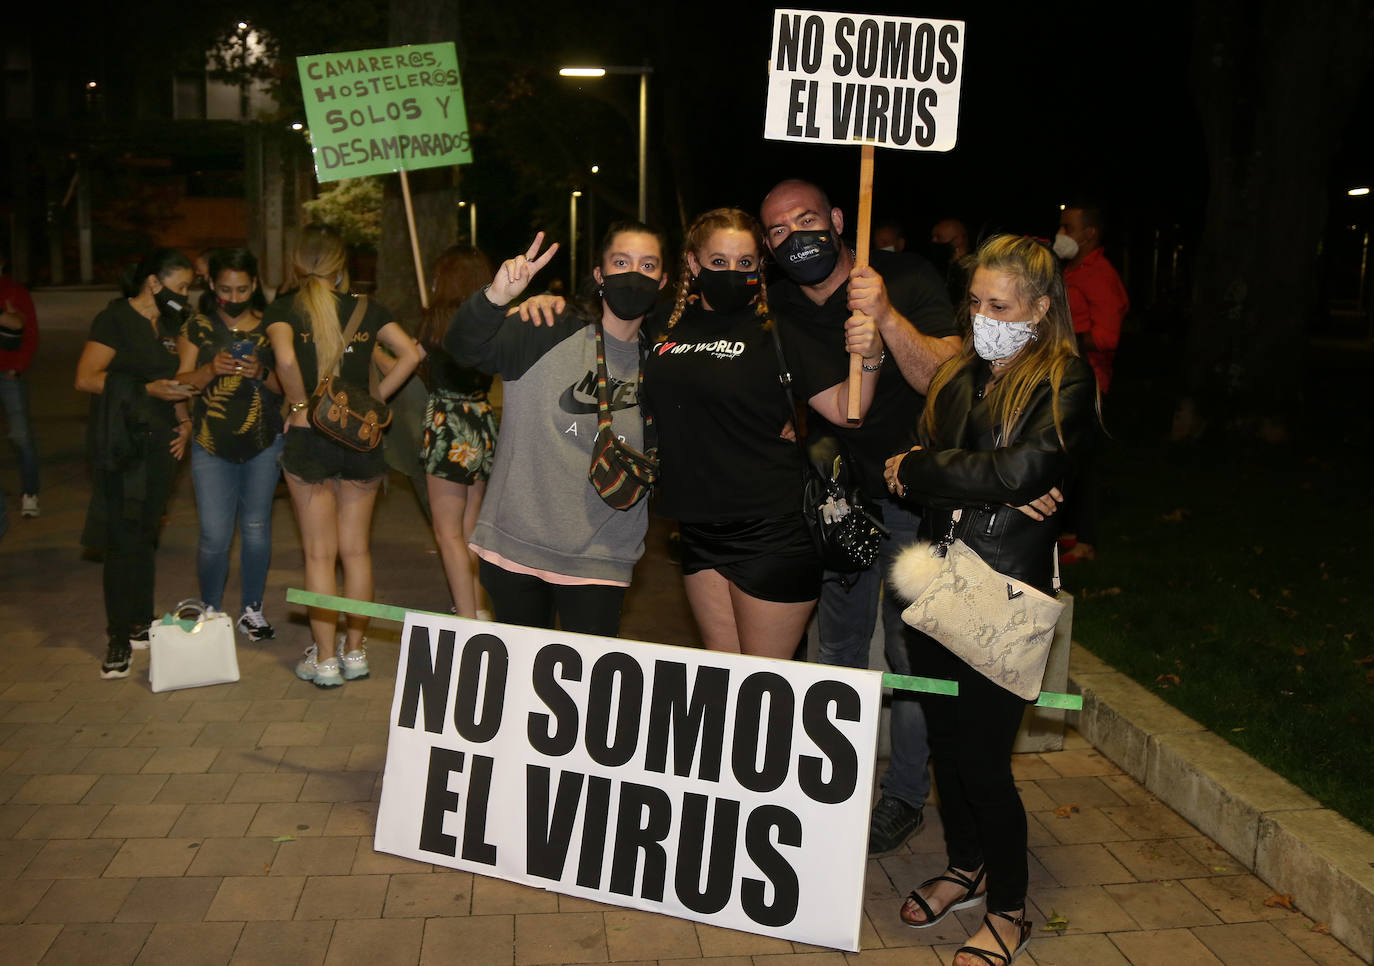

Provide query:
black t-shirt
left=88, top=297, right=182, bottom=429
left=262, top=292, right=392, bottom=388
left=769, top=249, right=959, bottom=494
left=643, top=302, right=829, bottom=523
left=426, top=343, right=493, bottom=396
left=183, top=312, right=283, bottom=460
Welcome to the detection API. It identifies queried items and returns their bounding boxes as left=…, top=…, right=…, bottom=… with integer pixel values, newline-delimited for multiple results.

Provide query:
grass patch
left=1066, top=428, right=1374, bottom=833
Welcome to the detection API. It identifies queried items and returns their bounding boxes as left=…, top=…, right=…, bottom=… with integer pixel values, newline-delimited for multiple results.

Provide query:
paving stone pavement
left=0, top=309, right=1365, bottom=964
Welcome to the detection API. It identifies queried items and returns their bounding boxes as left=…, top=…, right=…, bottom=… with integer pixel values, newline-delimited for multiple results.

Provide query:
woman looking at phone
left=176, top=247, right=285, bottom=641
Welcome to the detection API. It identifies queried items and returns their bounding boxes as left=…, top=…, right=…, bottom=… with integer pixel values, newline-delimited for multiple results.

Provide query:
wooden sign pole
left=399, top=168, right=430, bottom=310
left=846, top=143, right=875, bottom=422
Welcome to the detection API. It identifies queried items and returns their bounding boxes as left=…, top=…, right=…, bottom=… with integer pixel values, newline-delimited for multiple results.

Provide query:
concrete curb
left=1067, top=646, right=1374, bottom=963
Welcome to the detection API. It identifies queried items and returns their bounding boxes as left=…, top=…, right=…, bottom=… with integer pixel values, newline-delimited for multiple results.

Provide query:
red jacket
left=0, top=275, right=37, bottom=374
left=1064, top=248, right=1127, bottom=393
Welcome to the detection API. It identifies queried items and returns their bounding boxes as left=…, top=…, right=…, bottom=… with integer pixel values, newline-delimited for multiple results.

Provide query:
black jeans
left=912, top=629, right=1029, bottom=913
left=478, top=559, right=626, bottom=638
left=101, top=449, right=178, bottom=640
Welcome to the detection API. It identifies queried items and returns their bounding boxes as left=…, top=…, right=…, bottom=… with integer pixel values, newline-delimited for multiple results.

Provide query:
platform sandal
left=899, top=865, right=986, bottom=928
left=954, top=909, right=1032, bottom=965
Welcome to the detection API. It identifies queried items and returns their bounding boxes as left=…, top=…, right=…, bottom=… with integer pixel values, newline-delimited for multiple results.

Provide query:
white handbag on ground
left=148, top=600, right=240, bottom=693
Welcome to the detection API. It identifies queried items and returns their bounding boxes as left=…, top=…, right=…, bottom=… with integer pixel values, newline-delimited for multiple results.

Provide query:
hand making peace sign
left=483, top=232, right=560, bottom=307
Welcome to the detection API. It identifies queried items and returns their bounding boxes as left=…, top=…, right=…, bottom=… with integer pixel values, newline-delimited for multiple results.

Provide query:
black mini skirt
left=678, top=513, right=821, bottom=603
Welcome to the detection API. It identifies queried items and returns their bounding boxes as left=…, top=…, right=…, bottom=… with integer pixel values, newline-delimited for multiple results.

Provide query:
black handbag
left=767, top=320, right=889, bottom=575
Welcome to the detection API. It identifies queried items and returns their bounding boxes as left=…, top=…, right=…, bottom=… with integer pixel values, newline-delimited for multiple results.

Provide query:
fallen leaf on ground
left=1042, top=911, right=1069, bottom=932
left=1156, top=673, right=1181, bottom=688
left=1053, top=805, right=1080, bottom=818
left=1230, top=727, right=1245, bottom=732
left=272, top=835, right=296, bottom=843
left=1309, top=922, right=1331, bottom=934
left=1263, top=893, right=1297, bottom=911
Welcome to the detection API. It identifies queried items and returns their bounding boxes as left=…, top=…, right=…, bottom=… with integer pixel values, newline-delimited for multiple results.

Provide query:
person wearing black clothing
left=884, top=234, right=1097, bottom=965
left=761, top=178, right=962, bottom=853
left=416, top=246, right=499, bottom=619
left=75, top=248, right=197, bottom=679
left=267, top=225, right=421, bottom=688
left=645, top=207, right=883, bottom=659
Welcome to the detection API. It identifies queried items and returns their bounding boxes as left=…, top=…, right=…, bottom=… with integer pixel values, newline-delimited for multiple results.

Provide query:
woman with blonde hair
left=643, top=207, right=883, bottom=658
left=884, top=234, right=1097, bottom=964
left=266, top=225, right=421, bottom=688
left=416, top=246, right=498, bottom=618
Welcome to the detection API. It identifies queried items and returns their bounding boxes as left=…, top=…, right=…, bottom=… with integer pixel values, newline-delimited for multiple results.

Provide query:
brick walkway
left=0, top=312, right=1363, bottom=965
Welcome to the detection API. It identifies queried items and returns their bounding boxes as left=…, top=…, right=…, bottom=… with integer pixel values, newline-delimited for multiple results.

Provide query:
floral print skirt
left=419, top=389, right=497, bottom=485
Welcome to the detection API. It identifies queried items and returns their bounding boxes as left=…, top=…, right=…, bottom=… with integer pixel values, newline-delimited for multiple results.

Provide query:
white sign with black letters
left=765, top=8, right=965, bottom=151
left=375, top=614, right=882, bottom=950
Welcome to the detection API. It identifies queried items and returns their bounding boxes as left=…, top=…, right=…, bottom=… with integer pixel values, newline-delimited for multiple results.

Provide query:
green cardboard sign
left=297, top=42, right=472, bottom=182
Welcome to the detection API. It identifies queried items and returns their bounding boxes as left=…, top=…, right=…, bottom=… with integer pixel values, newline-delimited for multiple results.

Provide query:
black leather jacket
left=896, top=356, right=1097, bottom=594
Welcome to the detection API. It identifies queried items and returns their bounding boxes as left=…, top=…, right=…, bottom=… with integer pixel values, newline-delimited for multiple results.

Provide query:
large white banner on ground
left=375, top=614, right=882, bottom=950
left=764, top=9, right=965, bottom=151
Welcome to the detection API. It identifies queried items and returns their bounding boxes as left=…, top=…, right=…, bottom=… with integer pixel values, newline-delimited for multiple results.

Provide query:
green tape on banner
left=286, top=588, right=1083, bottom=712
left=285, top=588, right=447, bottom=623
left=882, top=673, right=959, bottom=696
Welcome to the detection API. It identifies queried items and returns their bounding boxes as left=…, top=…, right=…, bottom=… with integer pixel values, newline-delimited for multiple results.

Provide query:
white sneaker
left=295, top=645, right=343, bottom=688
left=237, top=605, right=275, bottom=642
left=337, top=634, right=369, bottom=680
left=20, top=494, right=38, bottom=518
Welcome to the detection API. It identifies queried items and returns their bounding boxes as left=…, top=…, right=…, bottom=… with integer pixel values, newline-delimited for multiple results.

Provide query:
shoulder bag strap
left=767, top=317, right=812, bottom=463
left=320, top=295, right=369, bottom=380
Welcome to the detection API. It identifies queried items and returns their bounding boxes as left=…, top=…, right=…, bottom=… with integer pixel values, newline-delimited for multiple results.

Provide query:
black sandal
left=899, top=865, right=986, bottom=928
left=955, top=909, right=1032, bottom=965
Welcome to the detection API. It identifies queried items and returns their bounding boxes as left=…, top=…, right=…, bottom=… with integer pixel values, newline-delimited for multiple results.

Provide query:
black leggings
left=478, top=559, right=626, bottom=638
left=101, top=450, right=178, bottom=640
left=911, top=629, right=1030, bottom=913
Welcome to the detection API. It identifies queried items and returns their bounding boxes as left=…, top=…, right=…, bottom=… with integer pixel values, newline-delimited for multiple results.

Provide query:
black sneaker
left=869, top=794, right=924, bottom=854
left=129, top=624, right=151, bottom=651
left=100, top=638, right=132, bottom=680
left=237, top=605, right=275, bottom=642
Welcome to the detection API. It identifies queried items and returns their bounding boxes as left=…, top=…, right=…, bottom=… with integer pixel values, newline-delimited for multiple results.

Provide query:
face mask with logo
left=600, top=271, right=661, bottom=321
left=972, top=314, right=1037, bottom=362
left=154, top=287, right=188, bottom=321
left=1052, top=233, right=1079, bottom=261
left=773, top=229, right=839, bottom=285
left=695, top=267, right=760, bottom=314
left=217, top=297, right=252, bottom=318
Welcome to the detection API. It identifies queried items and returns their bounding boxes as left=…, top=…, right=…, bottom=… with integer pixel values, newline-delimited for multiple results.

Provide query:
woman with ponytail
left=266, top=225, right=421, bottom=688
left=643, top=207, right=883, bottom=658
left=883, top=234, right=1098, bottom=964
left=76, top=247, right=197, bottom=679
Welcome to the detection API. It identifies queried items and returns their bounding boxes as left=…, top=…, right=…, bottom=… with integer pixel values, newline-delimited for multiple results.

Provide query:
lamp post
left=570, top=190, right=582, bottom=289
left=458, top=201, right=477, bottom=249
left=559, top=66, right=651, bottom=221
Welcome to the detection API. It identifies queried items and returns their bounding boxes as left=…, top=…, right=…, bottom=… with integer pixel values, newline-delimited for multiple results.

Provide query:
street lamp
left=570, top=191, right=583, bottom=288
left=559, top=65, right=651, bottom=221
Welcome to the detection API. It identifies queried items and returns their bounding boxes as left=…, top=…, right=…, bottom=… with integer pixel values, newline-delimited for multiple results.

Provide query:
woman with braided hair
left=642, top=207, right=884, bottom=658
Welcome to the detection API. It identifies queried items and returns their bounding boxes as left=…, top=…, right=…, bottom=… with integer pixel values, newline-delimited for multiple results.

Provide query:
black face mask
left=600, top=271, right=660, bottom=321
left=218, top=297, right=252, bottom=318
left=154, top=287, right=189, bottom=321
left=773, top=228, right=840, bottom=285
left=695, top=268, right=760, bottom=314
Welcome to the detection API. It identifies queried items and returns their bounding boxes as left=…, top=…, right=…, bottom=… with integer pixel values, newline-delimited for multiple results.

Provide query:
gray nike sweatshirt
left=444, top=291, right=648, bottom=583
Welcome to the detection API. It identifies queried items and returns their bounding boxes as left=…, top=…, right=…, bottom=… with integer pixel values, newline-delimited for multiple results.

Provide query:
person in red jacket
left=0, top=247, right=40, bottom=524
left=1054, top=202, right=1128, bottom=562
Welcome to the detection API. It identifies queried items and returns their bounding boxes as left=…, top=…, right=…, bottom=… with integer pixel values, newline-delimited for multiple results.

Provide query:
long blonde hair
left=290, top=225, right=351, bottom=376
left=922, top=234, right=1087, bottom=447
left=666, top=207, right=772, bottom=329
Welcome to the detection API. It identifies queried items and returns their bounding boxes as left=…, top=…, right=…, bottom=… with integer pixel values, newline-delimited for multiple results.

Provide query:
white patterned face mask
left=971, top=314, right=1036, bottom=362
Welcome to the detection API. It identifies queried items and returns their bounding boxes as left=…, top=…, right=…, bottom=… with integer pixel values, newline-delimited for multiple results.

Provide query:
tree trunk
left=375, top=0, right=461, bottom=327
left=1183, top=0, right=1374, bottom=439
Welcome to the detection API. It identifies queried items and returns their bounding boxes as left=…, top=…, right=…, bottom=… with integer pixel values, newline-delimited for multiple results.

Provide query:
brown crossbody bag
left=307, top=296, right=392, bottom=452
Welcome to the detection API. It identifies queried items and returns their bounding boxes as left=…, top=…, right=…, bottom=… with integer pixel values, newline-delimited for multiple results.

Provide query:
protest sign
left=375, top=613, right=882, bottom=951
left=297, top=42, right=471, bottom=181
left=763, top=9, right=966, bottom=419
left=764, top=10, right=965, bottom=151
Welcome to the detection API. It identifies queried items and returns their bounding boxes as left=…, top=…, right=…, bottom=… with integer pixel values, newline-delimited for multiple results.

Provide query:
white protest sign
left=375, top=614, right=882, bottom=950
left=765, top=9, right=965, bottom=150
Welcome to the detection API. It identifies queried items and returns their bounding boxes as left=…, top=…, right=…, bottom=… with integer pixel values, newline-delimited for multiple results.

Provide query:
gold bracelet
left=289, top=401, right=308, bottom=413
